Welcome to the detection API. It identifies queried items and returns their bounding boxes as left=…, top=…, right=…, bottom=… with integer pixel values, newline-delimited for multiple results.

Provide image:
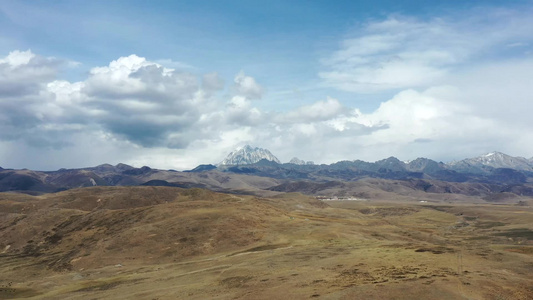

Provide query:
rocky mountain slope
left=448, top=151, right=533, bottom=173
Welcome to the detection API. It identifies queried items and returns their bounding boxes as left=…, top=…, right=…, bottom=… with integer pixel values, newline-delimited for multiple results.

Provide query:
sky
left=0, top=0, right=532, bottom=170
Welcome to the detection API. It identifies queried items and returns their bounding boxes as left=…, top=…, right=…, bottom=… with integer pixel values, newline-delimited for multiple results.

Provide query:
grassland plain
left=0, top=187, right=532, bottom=299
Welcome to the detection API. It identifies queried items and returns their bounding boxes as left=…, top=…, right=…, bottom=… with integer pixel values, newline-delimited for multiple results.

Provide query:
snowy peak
left=288, top=157, right=315, bottom=165
left=480, top=151, right=511, bottom=162
left=450, top=151, right=533, bottom=172
left=289, top=157, right=306, bottom=165
left=220, top=145, right=281, bottom=165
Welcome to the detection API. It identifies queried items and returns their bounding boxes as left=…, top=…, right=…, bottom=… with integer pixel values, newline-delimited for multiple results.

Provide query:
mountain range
left=0, top=147, right=532, bottom=201
left=218, top=146, right=533, bottom=173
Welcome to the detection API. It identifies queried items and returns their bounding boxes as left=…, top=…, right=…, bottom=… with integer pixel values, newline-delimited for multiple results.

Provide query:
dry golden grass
left=0, top=187, right=532, bottom=299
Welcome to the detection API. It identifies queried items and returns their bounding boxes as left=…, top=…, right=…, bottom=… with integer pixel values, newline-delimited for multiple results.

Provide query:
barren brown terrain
left=0, top=186, right=532, bottom=299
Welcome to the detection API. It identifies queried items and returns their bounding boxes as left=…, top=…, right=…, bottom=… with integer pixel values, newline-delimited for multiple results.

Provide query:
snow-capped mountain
left=220, top=145, right=281, bottom=165
left=448, top=152, right=533, bottom=172
left=289, top=157, right=306, bottom=165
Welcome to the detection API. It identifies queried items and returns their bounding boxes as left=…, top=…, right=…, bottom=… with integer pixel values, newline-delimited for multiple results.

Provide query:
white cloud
left=278, top=97, right=347, bottom=123
left=0, top=49, right=61, bottom=97
left=83, top=54, right=196, bottom=101
left=0, top=49, right=35, bottom=66
left=225, top=96, right=263, bottom=125
left=233, top=70, right=263, bottom=99
left=320, top=8, right=533, bottom=93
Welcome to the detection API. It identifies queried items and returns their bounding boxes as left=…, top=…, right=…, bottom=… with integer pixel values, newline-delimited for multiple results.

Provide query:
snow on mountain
left=220, top=145, right=281, bottom=165
left=449, top=151, right=533, bottom=172
left=289, top=157, right=306, bottom=165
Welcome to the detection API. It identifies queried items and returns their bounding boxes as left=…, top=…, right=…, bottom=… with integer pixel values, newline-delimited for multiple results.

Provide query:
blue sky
left=0, top=0, right=532, bottom=170
left=5, top=0, right=528, bottom=110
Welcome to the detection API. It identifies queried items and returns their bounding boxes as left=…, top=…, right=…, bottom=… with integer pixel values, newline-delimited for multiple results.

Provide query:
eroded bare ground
left=0, top=187, right=532, bottom=299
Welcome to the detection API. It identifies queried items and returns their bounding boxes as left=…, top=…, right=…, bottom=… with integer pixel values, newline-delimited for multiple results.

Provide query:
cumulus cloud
left=74, top=55, right=207, bottom=148
left=0, top=49, right=61, bottom=97
left=224, top=96, right=263, bottom=126
left=233, top=70, right=263, bottom=99
left=0, top=50, right=275, bottom=168
left=84, top=55, right=198, bottom=101
left=0, top=52, right=202, bottom=152
left=0, top=50, right=78, bottom=150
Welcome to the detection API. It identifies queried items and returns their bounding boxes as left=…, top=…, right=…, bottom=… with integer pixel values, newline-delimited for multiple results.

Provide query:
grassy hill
left=0, top=187, right=531, bottom=299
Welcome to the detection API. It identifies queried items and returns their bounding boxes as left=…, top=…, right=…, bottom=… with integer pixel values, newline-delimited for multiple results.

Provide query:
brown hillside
left=0, top=186, right=532, bottom=299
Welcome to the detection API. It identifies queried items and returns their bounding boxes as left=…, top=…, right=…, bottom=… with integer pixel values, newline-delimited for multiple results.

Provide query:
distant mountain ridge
left=214, top=150, right=532, bottom=186
left=219, top=147, right=532, bottom=172
left=1, top=150, right=532, bottom=199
